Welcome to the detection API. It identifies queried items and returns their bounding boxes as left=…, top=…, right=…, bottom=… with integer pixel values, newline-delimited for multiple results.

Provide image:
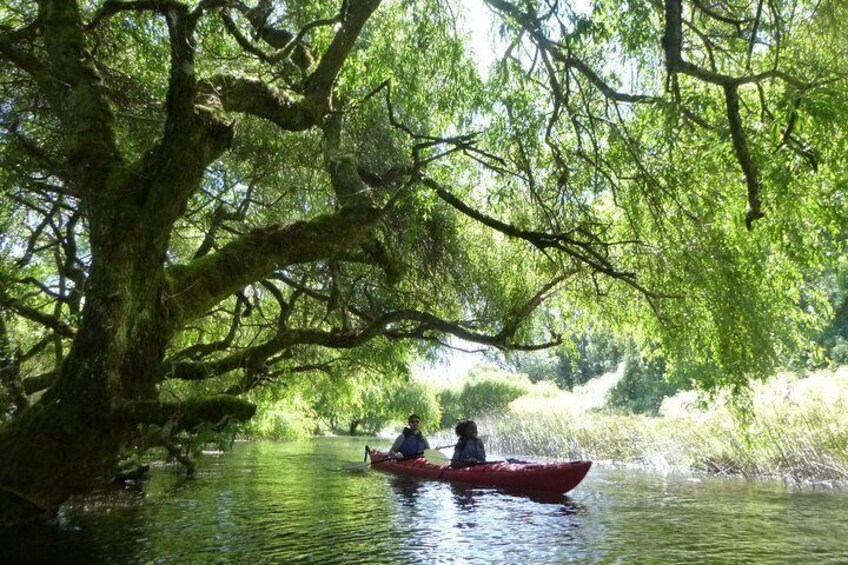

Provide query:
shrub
left=438, top=366, right=528, bottom=427
left=606, top=352, right=679, bottom=415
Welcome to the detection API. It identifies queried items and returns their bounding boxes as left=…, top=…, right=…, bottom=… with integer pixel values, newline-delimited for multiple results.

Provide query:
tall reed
left=481, top=368, right=848, bottom=485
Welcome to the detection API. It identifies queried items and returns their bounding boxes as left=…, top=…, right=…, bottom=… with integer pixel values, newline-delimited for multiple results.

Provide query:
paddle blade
left=341, top=461, right=372, bottom=472
left=423, top=449, right=451, bottom=465
left=339, top=453, right=399, bottom=472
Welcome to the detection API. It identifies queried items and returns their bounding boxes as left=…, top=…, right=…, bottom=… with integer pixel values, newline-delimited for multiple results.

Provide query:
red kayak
left=367, top=449, right=591, bottom=495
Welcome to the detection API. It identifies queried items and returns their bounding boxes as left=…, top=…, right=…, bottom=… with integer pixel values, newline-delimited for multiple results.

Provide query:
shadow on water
left=448, top=482, right=480, bottom=511
left=0, top=488, right=148, bottom=565
left=7, top=439, right=848, bottom=564
left=386, top=475, right=424, bottom=508
left=1, top=522, right=99, bottom=565
left=446, top=481, right=588, bottom=511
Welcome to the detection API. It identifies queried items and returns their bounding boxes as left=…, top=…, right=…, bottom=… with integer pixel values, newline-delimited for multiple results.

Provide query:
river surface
left=4, top=438, right=848, bottom=564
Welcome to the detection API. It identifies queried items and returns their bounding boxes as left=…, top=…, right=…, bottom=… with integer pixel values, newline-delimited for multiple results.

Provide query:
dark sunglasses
left=409, top=419, right=420, bottom=424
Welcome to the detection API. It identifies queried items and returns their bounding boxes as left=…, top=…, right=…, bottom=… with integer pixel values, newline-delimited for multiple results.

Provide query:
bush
left=606, top=352, right=679, bottom=415
left=438, top=366, right=528, bottom=427
left=242, top=395, right=315, bottom=440
left=830, top=337, right=848, bottom=366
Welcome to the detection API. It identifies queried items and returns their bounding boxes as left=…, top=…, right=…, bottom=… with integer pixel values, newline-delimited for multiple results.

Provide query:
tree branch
left=724, top=84, right=763, bottom=229
left=422, top=178, right=647, bottom=291
left=37, top=0, right=124, bottom=192
left=87, top=0, right=182, bottom=28
left=305, top=0, right=382, bottom=103
left=486, top=0, right=654, bottom=104
left=660, top=0, right=812, bottom=229
left=220, top=10, right=270, bottom=62
left=163, top=302, right=564, bottom=382
left=114, top=395, right=256, bottom=429
left=164, top=205, right=383, bottom=324
left=0, top=292, right=74, bottom=338
left=202, top=74, right=324, bottom=131
left=0, top=26, right=60, bottom=105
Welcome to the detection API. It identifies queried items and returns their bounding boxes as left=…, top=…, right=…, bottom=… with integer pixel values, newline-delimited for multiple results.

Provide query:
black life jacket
left=399, top=427, right=427, bottom=457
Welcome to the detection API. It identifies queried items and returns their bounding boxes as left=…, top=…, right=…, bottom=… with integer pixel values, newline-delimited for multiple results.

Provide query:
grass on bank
left=483, top=367, right=848, bottom=485
left=238, top=364, right=848, bottom=485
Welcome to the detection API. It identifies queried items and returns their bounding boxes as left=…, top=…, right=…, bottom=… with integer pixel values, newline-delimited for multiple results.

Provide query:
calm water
left=4, top=438, right=848, bottom=564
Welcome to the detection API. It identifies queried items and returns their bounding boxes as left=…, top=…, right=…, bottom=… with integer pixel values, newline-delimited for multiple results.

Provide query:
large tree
left=0, top=0, right=844, bottom=524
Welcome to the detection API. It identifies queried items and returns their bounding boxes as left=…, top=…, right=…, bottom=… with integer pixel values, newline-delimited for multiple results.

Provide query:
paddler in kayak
left=452, top=420, right=486, bottom=466
left=389, top=414, right=431, bottom=459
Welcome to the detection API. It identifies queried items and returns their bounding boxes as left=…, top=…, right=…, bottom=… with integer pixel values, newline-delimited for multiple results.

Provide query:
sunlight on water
left=4, top=438, right=848, bottom=564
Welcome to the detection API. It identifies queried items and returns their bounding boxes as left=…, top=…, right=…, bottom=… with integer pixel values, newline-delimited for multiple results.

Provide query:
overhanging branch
left=305, top=0, right=382, bottom=103
left=114, top=395, right=256, bottom=429
left=164, top=287, right=568, bottom=383
left=422, top=178, right=646, bottom=290
left=202, top=75, right=323, bottom=131
left=164, top=205, right=383, bottom=324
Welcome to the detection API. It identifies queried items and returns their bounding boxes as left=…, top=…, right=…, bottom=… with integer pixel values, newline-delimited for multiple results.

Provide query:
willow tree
left=0, top=0, right=844, bottom=524
left=483, top=0, right=848, bottom=385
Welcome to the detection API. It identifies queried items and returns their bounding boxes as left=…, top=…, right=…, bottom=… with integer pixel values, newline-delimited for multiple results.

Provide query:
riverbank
left=239, top=365, right=848, bottom=486
left=480, top=368, right=848, bottom=486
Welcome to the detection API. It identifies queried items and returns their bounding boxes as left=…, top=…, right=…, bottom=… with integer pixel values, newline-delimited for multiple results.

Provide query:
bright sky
left=459, top=0, right=595, bottom=80
left=460, top=0, right=498, bottom=79
left=413, top=341, right=490, bottom=386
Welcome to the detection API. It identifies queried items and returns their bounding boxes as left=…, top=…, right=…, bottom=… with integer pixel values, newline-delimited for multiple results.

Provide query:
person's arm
left=478, top=439, right=486, bottom=462
left=452, top=444, right=461, bottom=462
left=389, top=434, right=404, bottom=458
left=422, top=436, right=430, bottom=450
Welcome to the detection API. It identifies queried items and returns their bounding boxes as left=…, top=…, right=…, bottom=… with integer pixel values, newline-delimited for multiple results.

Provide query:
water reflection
left=1, top=520, right=101, bottom=565
left=388, top=475, right=424, bottom=508
left=6, top=439, right=848, bottom=564
left=448, top=482, right=480, bottom=512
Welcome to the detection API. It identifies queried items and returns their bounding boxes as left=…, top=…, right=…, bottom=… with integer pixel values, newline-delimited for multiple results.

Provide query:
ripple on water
left=7, top=439, right=848, bottom=564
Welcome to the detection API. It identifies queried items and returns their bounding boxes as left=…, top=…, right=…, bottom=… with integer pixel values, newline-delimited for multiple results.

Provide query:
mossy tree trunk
left=0, top=0, right=612, bottom=526
left=0, top=0, right=385, bottom=525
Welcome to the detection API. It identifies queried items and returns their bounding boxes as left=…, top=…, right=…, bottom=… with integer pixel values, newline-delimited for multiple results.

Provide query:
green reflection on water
left=3, top=438, right=848, bottom=564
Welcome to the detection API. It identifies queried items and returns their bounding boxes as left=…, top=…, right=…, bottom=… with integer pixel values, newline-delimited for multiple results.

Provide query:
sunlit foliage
left=0, top=0, right=846, bottom=522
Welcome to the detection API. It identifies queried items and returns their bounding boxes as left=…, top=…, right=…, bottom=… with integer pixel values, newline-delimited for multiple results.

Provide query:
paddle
left=424, top=450, right=503, bottom=467
left=340, top=439, right=468, bottom=472
left=341, top=456, right=396, bottom=472
left=339, top=445, right=393, bottom=472
left=423, top=435, right=491, bottom=466
left=422, top=449, right=451, bottom=465
left=340, top=436, right=490, bottom=471
left=341, top=457, right=397, bottom=471
left=340, top=444, right=446, bottom=472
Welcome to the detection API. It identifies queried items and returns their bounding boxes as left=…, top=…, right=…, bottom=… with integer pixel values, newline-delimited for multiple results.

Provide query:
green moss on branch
left=115, top=395, right=257, bottom=430
left=164, top=205, right=381, bottom=324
